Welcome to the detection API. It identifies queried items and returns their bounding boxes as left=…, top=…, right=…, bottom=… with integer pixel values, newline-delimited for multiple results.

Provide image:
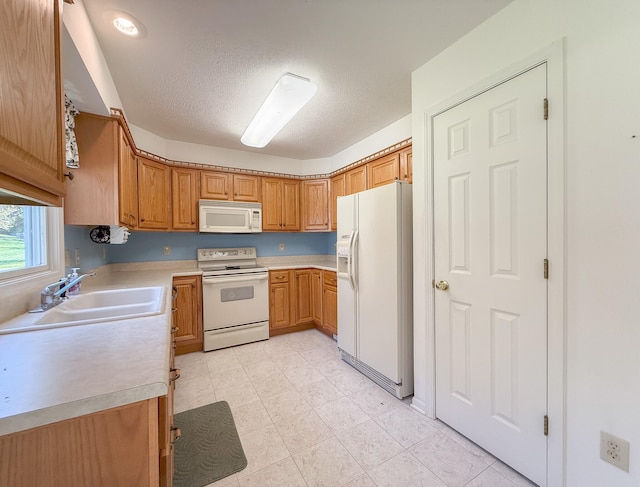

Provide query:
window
left=0, top=205, right=48, bottom=275
left=0, top=204, right=62, bottom=284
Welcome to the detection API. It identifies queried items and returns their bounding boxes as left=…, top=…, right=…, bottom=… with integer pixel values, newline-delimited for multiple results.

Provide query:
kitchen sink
left=0, top=286, right=165, bottom=335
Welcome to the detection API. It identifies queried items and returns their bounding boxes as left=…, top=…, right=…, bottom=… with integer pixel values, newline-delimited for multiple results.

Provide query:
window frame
left=0, top=206, right=64, bottom=291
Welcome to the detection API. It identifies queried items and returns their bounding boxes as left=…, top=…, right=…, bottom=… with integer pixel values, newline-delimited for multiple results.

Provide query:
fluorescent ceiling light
left=241, top=74, right=317, bottom=148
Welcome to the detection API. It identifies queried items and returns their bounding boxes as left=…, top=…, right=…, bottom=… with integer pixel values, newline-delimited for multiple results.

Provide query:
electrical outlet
left=163, top=246, right=171, bottom=255
left=279, top=243, right=285, bottom=252
left=64, top=250, right=70, bottom=267
left=74, top=249, right=80, bottom=266
left=600, top=431, right=630, bottom=472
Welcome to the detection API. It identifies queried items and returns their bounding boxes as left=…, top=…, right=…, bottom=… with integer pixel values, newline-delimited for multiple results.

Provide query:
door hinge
left=544, top=415, right=549, bottom=436
left=543, top=98, right=549, bottom=120
left=543, top=259, right=549, bottom=279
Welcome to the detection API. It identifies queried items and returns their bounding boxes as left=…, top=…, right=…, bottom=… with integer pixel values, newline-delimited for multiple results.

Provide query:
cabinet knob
left=394, top=177, right=399, bottom=180
left=404, top=174, right=408, bottom=178
left=170, top=368, right=181, bottom=382
left=171, top=326, right=179, bottom=333
left=171, top=427, right=182, bottom=442
left=140, top=218, right=145, bottom=222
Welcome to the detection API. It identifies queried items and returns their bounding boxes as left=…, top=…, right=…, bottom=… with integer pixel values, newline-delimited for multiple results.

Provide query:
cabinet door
left=400, top=148, right=412, bottom=183
left=295, top=270, right=313, bottom=324
left=330, top=174, right=345, bottom=231
left=345, top=165, right=367, bottom=195
left=0, top=0, right=65, bottom=205
left=118, top=126, right=138, bottom=228
left=311, top=269, right=323, bottom=325
left=282, top=179, right=300, bottom=231
left=261, top=177, right=283, bottom=231
left=137, top=157, right=171, bottom=230
left=173, top=275, right=203, bottom=355
left=232, top=174, right=261, bottom=202
left=158, top=382, right=175, bottom=487
left=200, top=171, right=231, bottom=200
left=270, top=282, right=291, bottom=329
left=171, top=168, right=199, bottom=230
left=368, top=153, right=400, bottom=188
left=64, top=114, right=119, bottom=225
left=323, top=284, right=338, bottom=336
left=302, top=179, right=329, bottom=231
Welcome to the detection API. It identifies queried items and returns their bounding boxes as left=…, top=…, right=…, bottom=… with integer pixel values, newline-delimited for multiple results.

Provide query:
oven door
left=202, top=273, right=269, bottom=331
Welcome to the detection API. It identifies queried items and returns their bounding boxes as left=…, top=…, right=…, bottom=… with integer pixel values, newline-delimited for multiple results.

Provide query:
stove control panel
left=197, top=247, right=257, bottom=261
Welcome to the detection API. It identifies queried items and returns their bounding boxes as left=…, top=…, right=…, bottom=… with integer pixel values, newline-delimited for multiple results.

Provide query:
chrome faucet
left=29, top=272, right=96, bottom=313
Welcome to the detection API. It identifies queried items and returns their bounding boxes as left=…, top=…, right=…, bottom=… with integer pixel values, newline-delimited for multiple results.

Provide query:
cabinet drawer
left=322, top=270, right=337, bottom=287
left=270, top=270, right=290, bottom=283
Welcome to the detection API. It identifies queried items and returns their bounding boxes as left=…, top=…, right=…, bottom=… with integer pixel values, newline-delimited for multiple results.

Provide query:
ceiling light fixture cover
left=241, top=73, right=317, bottom=148
left=104, top=10, right=147, bottom=38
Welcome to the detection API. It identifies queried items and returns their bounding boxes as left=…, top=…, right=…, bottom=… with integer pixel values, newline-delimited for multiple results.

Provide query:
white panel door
left=357, top=183, right=401, bottom=382
left=434, top=64, right=548, bottom=486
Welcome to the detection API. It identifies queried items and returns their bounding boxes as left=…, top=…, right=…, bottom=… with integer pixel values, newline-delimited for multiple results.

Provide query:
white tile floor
left=174, top=329, right=537, bottom=487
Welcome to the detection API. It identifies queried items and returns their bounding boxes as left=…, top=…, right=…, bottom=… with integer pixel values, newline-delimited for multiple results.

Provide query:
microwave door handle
left=203, top=274, right=269, bottom=284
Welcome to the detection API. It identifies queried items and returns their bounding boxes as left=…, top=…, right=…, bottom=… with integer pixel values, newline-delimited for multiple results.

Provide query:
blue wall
left=64, top=226, right=336, bottom=266
left=63, top=225, right=109, bottom=274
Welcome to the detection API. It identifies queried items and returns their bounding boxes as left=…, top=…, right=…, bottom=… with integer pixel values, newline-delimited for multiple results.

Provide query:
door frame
left=418, top=40, right=566, bottom=486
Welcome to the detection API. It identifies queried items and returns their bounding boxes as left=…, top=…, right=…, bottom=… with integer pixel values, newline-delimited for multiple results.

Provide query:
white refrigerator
left=336, top=181, right=413, bottom=398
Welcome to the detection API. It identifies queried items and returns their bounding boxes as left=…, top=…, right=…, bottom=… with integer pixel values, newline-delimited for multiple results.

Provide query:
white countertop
left=257, top=255, right=336, bottom=271
left=0, top=263, right=199, bottom=436
left=0, top=257, right=335, bottom=436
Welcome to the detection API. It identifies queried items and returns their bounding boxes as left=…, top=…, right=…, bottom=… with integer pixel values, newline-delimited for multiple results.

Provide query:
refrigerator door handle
left=349, top=230, right=358, bottom=290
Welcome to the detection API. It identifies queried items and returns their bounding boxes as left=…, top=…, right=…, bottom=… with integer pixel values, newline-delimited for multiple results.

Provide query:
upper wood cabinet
left=368, top=153, right=400, bottom=189
left=171, top=167, right=199, bottom=230
left=200, top=171, right=260, bottom=202
left=200, top=171, right=231, bottom=200
left=232, top=174, right=260, bottom=202
left=400, top=147, right=413, bottom=183
left=0, top=0, right=65, bottom=206
left=302, top=179, right=329, bottom=232
left=330, top=174, right=345, bottom=232
left=262, top=177, right=300, bottom=231
left=118, top=126, right=138, bottom=228
left=137, top=157, right=171, bottom=230
left=65, top=114, right=139, bottom=228
left=65, top=114, right=118, bottom=225
left=345, top=165, right=367, bottom=195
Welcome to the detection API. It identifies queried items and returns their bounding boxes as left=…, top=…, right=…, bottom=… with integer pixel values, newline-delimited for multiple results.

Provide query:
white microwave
left=198, top=200, right=262, bottom=233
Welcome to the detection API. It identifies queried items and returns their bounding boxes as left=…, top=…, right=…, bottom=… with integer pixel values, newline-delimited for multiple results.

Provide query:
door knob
left=435, top=280, right=449, bottom=291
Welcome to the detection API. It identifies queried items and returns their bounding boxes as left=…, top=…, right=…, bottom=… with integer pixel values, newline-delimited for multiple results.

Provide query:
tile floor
left=174, top=328, right=537, bottom=487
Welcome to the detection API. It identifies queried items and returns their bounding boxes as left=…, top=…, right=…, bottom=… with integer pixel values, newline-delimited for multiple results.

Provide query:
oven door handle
left=203, top=274, right=269, bottom=284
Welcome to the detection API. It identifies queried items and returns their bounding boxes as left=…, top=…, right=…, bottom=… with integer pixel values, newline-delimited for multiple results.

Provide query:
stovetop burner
left=197, top=247, right=267, bottom=276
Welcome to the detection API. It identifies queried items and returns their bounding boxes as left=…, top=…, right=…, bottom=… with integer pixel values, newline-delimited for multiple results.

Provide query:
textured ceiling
left=80, top=0, right=512, bottom=160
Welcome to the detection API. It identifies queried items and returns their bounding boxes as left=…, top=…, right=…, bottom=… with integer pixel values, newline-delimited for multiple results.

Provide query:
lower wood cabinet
left=0, top=323, right=180, bottom=487
left=173, top=275, right=203, bottom=355
left=269, top=270, right=293, bottom=332
left=269, top=268, right=337, bottom=337
left=295, top=269, right=313, bottom=324
left=311, top=269, right=323, bottom=325
left=322, top=270, right=338, bottom=336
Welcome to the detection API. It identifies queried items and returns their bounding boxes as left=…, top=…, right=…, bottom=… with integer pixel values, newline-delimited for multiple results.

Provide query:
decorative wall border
left=110, top=108, right=411, bottom=180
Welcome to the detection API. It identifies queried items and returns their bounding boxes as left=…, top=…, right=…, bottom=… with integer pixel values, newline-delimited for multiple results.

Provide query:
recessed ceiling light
left=113, top=16, right=139, bottom=36
left=104, top=10, right=147, bottom=38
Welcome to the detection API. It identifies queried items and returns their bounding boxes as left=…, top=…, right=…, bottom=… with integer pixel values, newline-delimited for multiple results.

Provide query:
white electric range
left=197, top=247, right=269, bottom=351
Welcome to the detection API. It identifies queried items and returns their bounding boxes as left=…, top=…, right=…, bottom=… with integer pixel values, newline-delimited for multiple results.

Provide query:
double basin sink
left=0, top=286, right=165, bottom=335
